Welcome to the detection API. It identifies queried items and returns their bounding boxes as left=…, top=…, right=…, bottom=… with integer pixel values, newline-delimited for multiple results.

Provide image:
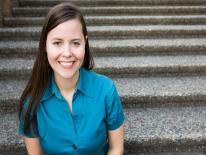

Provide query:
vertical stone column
left=0, top=0, right=19, bottom=27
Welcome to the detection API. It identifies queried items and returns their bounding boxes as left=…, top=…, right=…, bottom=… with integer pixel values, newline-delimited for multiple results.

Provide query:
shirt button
left=72, top=144, right=78, bottom=150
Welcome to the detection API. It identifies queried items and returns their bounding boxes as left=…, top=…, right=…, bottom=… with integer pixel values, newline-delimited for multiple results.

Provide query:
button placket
left=71, top=91, right=79, bottom=153
left=72, top=144, right=78, bottom=150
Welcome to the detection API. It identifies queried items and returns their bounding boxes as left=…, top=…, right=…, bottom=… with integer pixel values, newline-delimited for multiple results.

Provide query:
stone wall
left=0, top=0, right=19, bottom=27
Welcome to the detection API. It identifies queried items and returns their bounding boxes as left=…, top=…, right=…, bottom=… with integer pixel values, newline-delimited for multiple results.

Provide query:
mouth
left=59, top=61, right=75, bottom=69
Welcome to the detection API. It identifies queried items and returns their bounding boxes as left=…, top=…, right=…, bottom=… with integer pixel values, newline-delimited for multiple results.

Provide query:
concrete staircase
left=1, top=0, right=206, bottom=154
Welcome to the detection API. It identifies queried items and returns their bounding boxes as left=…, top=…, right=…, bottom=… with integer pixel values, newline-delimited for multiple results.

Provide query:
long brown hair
left=18, top=2, right=94, bottom=135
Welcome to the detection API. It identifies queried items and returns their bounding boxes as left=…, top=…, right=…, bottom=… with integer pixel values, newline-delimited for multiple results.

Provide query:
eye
left=73, top=42, right=80, bottom=46
left=53, top=42, right=62, bottom=46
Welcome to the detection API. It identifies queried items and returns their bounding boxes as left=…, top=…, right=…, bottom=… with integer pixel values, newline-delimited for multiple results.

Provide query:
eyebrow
left=51, top=38, right=82, bottom=41
left=51, top=38, right=62, bottom=41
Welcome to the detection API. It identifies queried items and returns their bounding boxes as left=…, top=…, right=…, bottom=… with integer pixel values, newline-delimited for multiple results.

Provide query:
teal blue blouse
left=18, top=67, right=125, bottom=155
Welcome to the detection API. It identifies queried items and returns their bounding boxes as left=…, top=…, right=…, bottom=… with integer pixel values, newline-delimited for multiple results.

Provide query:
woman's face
left=46, top=18, right=86, bottom=81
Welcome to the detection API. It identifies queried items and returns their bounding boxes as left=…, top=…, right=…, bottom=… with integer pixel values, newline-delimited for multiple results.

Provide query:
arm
left=24, top=137, right=44, bottom=155
left=107, top=124, right=124, bottom=155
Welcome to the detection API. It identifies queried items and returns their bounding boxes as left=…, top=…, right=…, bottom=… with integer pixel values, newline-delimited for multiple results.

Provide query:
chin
left=60, top=73, right=75, bottom=79
left=59, top=70, right=79, bottom=79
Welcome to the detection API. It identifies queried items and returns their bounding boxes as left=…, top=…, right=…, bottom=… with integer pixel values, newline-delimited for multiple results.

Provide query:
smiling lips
left=59, top=61, right=75, bottom=69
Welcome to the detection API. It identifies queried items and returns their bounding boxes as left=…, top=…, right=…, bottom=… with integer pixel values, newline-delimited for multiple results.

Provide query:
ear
left=85, top=35, right=88, bottom=41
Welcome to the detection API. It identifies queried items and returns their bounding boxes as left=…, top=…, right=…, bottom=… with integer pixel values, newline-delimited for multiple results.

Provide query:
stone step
left=1, top=76, right=206, bottom=113
left=1, top=25, right=206, bottom=40
left=1, top=55, right=206, bottom=79
left=18, top=0, right=206, bottom=7
left=12, top=6, right=206, bottom=17
left=0, top=39, right=206, bottom=58
left=125, top=106, right=206, bottom=154
left=4, top=15, right=206, bottom=27
left=1, top=106, right=206, bottom=154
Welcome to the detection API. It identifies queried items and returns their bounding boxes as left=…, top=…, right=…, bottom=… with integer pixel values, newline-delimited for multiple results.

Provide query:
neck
left=54, top=71, right=79, bottom=93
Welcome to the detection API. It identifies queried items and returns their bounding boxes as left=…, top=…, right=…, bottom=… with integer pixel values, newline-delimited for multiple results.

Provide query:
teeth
left=60, top=61, right=74, bottom=68
left=61, top=61, right=73, bottom=65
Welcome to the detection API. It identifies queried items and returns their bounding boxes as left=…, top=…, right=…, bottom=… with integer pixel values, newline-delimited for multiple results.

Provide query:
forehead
left=47, top=18, right=84, bottom=39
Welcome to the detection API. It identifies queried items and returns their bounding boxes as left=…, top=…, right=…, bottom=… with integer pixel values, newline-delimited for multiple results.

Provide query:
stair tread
left=5, top=15, right=206, bottom=20
left=18, top=0, right=206, bottom=7
left=13, top=6, right=206, bottom=9
left=2, top=25, right=206, bottom=32
left=1, top=39, right=206, bottom=57
left=4, top=15, right=206, bottom=27
left=0, top=38, right=205, bottom=48
left=1, top=55, right=206, bottom=72
left=1, top=76, right=206, bottom=102
left=17, top=6, right=206, bottom=17
left=125, top=106, right=206, bottom=144
left=1, top=106, right=206, bottom=146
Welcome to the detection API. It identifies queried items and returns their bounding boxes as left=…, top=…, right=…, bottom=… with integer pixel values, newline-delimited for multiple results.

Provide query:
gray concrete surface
left=1, top=0, right=206, bottom=154
left=12, top=6, right=206, bottom=17
left=2, top=107, right=206, bottom=154
left=2, top=76, right=206, bottom=113
left=1, top=25, right=206, bottom=40
left=18, top=0, right=206, bottom=7
left=4, top=15, right=206, bottom=27
left=1, top=55, right=206, bottom=78
left=1, top=38, right=206, bottom=58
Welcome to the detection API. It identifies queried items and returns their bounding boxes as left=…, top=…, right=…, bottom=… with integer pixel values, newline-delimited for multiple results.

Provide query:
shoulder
left=22, top=96, right=31, bottom=110
left=82, top=68, right=115, bottom=95
left=91, top=70, right=113, bottom=85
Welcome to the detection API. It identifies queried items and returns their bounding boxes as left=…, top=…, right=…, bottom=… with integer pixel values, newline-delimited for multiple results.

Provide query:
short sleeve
left=105, top=82, right=125, bottom=131
left=18, top=98, right=39, bottom=138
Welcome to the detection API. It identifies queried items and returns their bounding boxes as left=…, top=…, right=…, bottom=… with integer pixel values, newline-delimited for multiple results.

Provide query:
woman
left=18, top=2, right=125, bottom=155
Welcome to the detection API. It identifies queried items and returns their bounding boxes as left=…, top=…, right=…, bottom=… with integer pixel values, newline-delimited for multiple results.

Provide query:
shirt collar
left=41, top=71, right=62, bottom=102
left=76, top=67, right=95, bottom=98
left=41, top=67, right=94, bottom=102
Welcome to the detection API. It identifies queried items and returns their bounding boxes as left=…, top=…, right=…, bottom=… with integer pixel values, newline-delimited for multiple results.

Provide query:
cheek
left=46, top=44, right=58, bottom=60
left=73, top=46, right=85, bottom=61
left=79, top=49, right=85, bottom=60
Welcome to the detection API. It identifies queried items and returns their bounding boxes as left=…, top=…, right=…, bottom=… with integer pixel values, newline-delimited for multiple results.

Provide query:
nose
left=62, top=44, right=72, bottom=57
